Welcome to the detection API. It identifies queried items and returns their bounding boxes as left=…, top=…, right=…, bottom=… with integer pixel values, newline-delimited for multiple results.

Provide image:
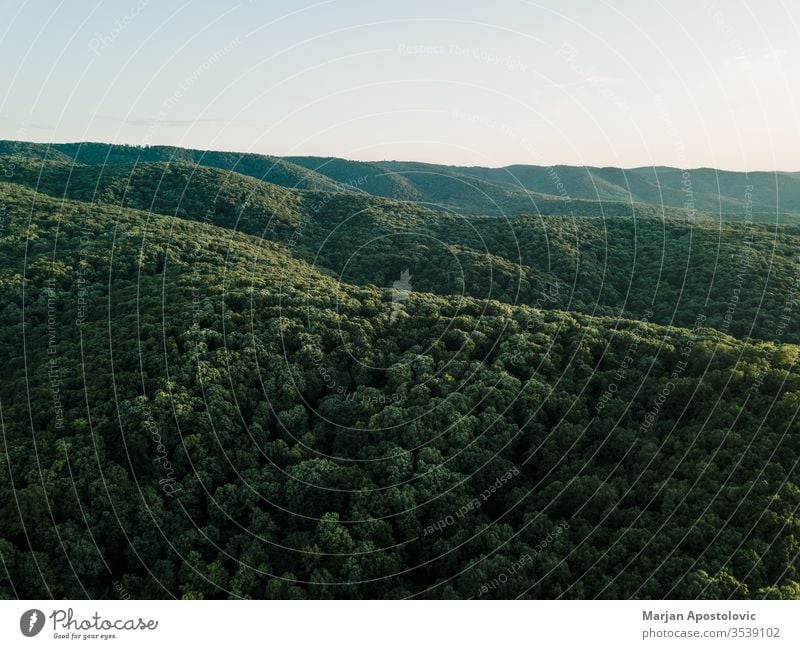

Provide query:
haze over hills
left=372, top=161, right=800, bottom=217
left=4, top=140, right=800, bottom=221
left=0, top=140, right=798, bottom=599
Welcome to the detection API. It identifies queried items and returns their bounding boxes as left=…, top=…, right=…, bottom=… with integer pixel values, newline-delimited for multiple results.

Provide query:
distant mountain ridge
left=3, top=139, right=799, bottom=220
left=289, top=157, right=800, bottom=217
left=0, top=139, right=350, bottom=194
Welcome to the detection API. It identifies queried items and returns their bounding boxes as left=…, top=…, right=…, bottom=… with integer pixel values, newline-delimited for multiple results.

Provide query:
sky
left=0, top=0, right=798, bottom=170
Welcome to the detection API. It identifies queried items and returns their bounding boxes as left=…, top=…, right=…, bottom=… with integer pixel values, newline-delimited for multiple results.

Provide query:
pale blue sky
left=1, top=0, right=797, bottom=170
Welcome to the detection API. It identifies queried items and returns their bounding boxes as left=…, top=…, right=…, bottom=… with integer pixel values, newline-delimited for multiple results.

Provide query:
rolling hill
left=1, top=154, right=797, bottom=343
left=0, top=142, right=798, bottom=600
left=10, top=139, right=800, bottom=220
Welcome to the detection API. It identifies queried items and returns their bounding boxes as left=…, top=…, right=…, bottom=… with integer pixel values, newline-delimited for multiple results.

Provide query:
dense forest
left=0, top=143, right=798, bottom=599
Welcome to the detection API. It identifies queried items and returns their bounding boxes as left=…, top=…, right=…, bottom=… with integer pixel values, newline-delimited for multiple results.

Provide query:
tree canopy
left=0, top=146, right=798, bottom=599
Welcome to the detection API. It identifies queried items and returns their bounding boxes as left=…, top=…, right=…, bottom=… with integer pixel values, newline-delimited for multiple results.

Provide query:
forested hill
left=5, top=139, right=800, bottom=220
left=287, top=156, right=800, bottom=219
left=1, top=154, right=798, bottom=343
left=0, top=139, right=348, bottom=194
left=0, top=143, right=798, bottom=600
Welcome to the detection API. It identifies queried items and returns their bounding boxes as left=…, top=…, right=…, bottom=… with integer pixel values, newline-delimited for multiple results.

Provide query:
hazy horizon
left=6, top=136, right=800, bottom=174
left=2, top=0, right=798, bottom=171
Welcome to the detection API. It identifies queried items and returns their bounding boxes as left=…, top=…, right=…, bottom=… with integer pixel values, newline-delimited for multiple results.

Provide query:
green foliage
left=3, top=154, right=798, bottom=342
left=0, top=146, right=798, bottom=600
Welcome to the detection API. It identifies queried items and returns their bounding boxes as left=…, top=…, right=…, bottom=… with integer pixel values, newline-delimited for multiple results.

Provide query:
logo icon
left=20, top=609, right=45, bottom=637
